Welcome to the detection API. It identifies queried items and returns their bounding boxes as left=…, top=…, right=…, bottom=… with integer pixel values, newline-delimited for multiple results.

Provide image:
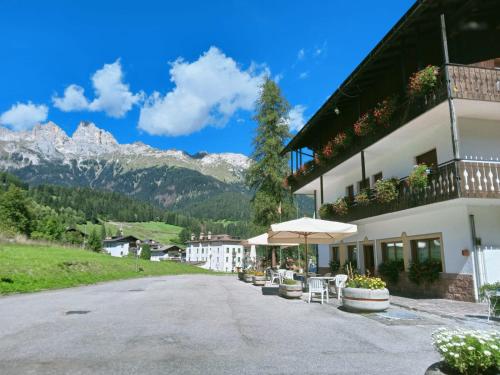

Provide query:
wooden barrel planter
left=342, top=287, right=390, bottom=312
left=243, top=274, right=254, bottom=283
left=278, top=282, right=303, bottom=299
left=252, top=275, right=266, bottom=286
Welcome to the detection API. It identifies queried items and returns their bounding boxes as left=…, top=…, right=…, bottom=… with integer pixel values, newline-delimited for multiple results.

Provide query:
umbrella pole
left=304, top=234, right=308, bottom=288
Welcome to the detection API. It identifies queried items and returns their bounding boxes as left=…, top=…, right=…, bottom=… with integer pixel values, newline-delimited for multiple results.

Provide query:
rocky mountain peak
left=72, top=121, right=118, bottom=146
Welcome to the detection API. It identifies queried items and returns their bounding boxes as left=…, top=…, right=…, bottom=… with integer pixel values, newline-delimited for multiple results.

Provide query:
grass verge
left=0, top=243, right=215, bottom=294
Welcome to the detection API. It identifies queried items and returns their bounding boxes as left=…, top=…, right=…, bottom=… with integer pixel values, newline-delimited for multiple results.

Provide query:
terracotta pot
left=252, top=275, right=266, bottom=286
left=279, top=283, right=303, bottom=298
left=342, top=287, right=390, bottom=312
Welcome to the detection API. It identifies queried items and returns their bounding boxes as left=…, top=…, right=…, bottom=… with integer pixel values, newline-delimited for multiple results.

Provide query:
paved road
left=0, top=275, right=444, bottom=374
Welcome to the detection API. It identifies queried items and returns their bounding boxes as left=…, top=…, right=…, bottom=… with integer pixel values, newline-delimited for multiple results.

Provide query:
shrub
left=374, top=179, right=398, bottom=203
left=346, top=275, right=386, bottom=290
left=432, top=328, right=500, bottom=374
left=140, top=244, right=151, bottom=260
left=353, top=113, right=374, bottom=136
left=408, top=259, right=442, bottom=285
left=282, top=278, right=297, bottom=285
left=408, top=65, right=440, bottom=98
left=329, top=259, right=340, bottom=273
left=354, top=190, right=370, bottom=206
left=331, top=197, right=348, bottom=216
left=480, top=282, right=500, bottom=316
left=408, top=164, right=429, bottom=189
left=378, top=259, right=404, bottom=284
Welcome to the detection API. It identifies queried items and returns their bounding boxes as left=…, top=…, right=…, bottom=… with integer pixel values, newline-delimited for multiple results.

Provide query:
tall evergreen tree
left=246, top=78, right=293, bottom=228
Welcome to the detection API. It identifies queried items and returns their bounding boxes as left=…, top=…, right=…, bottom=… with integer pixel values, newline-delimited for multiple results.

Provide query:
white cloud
left=53, top=84, right=89, bottom=111
left=297, top=49, right=305, bottom=60
left=0, top=102, right=48, bottom=131
left=138, top=46, right=267, bottom=136
left=288, top=104, right=306, bottom=132
left=52, top=60, right=142, bottom=118
left=299, top=71, right=309, bottom=80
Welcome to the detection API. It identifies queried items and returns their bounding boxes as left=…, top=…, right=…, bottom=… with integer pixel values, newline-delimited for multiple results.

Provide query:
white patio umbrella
left=267, top=217, right=357, bottom=283
left=242, top=233, right=299, bottom=268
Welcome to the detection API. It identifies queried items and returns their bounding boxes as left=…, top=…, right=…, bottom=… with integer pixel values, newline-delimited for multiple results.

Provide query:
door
left=363, top=245, right=375, bottom=276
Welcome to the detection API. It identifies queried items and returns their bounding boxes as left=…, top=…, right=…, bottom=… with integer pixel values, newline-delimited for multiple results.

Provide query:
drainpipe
left=440, top=14, right=461, bottom=162
left=361, top=150, right=366, bottom=189
left=468, top=214, right=480, bottom=302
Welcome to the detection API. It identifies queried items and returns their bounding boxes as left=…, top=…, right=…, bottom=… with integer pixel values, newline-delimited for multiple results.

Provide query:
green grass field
left=78, top=221, right=183, bottom=245
left=0, top=243, right=214, bottom=294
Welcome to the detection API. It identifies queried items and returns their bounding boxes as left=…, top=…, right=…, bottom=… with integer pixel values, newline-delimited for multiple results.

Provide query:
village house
left=102, top=235, right=140, bottom=257
left=186, top=232, right=244, bottom=272
left=283, top=0, right=500, bottom=302
left=150, top=244, right=185, bottom=262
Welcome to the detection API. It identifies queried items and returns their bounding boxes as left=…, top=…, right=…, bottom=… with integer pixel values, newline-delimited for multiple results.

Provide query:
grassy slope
left=79, top=221, right=183, bottom=245
left=0, top=243, right=213, bottom=294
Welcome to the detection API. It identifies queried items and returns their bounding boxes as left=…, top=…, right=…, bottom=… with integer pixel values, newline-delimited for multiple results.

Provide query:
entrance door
left=363, top=245, right=375, bottom=276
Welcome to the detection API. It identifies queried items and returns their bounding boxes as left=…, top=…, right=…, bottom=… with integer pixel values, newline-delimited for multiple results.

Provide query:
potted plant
left=238, top=269, right=245, bottom=281
left=319, top=203, right=334, bottom=220
left=329, top=259, right=340, bottom=274
left=408, top=164, right=429, bottom=190
left=353, top=113, right=374, bottom=136
left=342, top=275, right=390, bottom=312
left=252, top=271, right=266, bottom=286
left=426, top=328, right=500, bottom=374
left=408, top=65, right=440, bottom=99
left=373, top=96, right=397, bottom=128
left=354, top=190, right=370, bottom=206
left=243, top=270, right=255, bottom=283
left=278, top=278, right=303, bottom=299
left=331, top=197, right=348, bottom=216
left=333, top=131, right=352, bottom=149
left=374, top=178, right=398, bottom=204
left=321, top=140, right=336, bottom=160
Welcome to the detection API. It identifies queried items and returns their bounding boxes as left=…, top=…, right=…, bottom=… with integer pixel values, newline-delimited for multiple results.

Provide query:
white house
left=283, top=0, right=500, bottom=302
left=186, top=232, right=244, bottom=272
left=102, top=236, right=139, bottom=257
left=150, top=244, right=185, bottom=262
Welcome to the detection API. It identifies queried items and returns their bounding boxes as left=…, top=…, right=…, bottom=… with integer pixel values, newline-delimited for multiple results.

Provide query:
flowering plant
left=333, top=131, right=352, bottom=149
left=432, top=328, right=499, bottom=374
left=373, top=96, right=397, bottom=128
left=321, top=140, right=336, bottom=159
left=353, top=113, right=374, bottom=136
left=346, top=275, right=386, bottom=290
left=331, top=197, right=348, bottom=216
left=354, top=190, right=370, bottom=206
left=374, top=178, right=398, bottom=203
left=408, top=65, right=440, bottom=98
left=408, top=164, right=429, bottom=189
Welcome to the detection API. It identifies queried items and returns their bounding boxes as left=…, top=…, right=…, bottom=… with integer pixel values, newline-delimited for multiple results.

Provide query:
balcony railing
left=320, top=159, right=500, bottom=222
left=289, top=64, right=500, bottom=192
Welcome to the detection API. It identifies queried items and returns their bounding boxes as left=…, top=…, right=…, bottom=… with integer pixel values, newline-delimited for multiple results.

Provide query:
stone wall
left=385, top=272, right=475, bottom=302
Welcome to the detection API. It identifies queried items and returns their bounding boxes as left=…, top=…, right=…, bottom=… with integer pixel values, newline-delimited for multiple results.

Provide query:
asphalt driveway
left=0, top=275, right=444, bottom=374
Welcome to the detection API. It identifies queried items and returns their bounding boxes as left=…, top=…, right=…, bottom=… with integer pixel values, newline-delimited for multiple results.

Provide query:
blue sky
left=0, top=0, right=414, bottom=155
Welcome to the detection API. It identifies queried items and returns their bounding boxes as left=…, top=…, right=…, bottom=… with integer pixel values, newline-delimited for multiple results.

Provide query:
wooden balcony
left=321, top=159, right=500, bottom=222
left=289, top=64, right=500, bottom=193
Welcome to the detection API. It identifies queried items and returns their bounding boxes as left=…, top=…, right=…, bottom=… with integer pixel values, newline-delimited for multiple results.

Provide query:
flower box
left=278, top=282, right=303, bottom=299
left=342, top=287, right=390, bottom=312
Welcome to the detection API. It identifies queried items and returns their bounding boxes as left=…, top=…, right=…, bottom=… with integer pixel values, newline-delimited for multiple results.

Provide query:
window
left=416, top=149, right=438, bottom=171
left=331, top=246, right=339, bottom=262
left=381, top=241, right=404, bottom=262
left=226, top=248, right=229, bottom=254
left=357, top=178, right=370, bottom=191
left=202, top=248, right=204, bottom=254
left=411, top=238, right=442, bottom=263
left=347, top=245, right=357, bottom=262
left=346, top=185, right=354, bottom=201
left=373, top=172, right=383, bottom=184
left=237, top=257, right=240, bottom=262
left=225, top=257, right=228, bottom=262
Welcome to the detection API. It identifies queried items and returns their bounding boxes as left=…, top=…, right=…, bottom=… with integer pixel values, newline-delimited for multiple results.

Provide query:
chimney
left=200, top=232, right=205, bottom=240
left=207, top=231, right=212, bottom=240
left=190, top=233, right=195, bottom=241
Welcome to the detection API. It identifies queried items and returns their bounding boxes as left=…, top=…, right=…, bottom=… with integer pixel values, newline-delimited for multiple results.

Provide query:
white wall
left=458, top=118, right=500, bottom=160
left=105, top=243, right=129, bottom=257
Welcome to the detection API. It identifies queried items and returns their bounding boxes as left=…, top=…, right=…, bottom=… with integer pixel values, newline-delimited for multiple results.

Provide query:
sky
left=0, top=0, right=414, bottom=156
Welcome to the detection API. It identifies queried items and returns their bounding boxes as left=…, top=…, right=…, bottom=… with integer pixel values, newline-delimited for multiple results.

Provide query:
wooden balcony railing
left=289, top=64, right=500, bottom=193
left=321, top=159, right=500, bottom=222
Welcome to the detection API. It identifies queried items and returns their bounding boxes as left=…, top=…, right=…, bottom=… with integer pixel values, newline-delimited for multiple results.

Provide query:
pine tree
left=140, top=244, right=151, bottom=260
left=246, top=78, right=293, bottom=228
left=100, top=224, right=107, bottom=240
left=87, top=228, right=102, bottom=252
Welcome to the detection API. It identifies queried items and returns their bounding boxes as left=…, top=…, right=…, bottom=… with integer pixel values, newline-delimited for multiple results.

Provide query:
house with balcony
left=185, top=232, right=244, bottom=272
left=283, top=0, right=500, bottom=301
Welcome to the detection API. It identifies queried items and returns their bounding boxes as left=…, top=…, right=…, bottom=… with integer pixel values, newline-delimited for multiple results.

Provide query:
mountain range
left=0, top=121, right=252, bottom=220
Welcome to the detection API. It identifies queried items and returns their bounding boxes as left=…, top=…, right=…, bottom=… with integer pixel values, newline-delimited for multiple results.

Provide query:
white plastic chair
left=269, top=269, right=281, bottom=285
left=307, top=278, right=328, bottom=304
left=284, top=270, right=295, bottom=280
left=334, top=274, right=348, bottom=301
left=485, top=289, right=500, bottom=322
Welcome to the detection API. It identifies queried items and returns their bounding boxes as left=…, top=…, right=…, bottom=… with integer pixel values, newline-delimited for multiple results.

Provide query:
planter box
left=243, top=274, right=254, bottom=283
left=252, top=275, right=266, bottom=286
left=279, top=283, right=303, bottom=299
left=238, top=272, right=245, bottom=281
left=342, top=287, right=390, bottom=312
left=262, top=286, right=279, bottom=295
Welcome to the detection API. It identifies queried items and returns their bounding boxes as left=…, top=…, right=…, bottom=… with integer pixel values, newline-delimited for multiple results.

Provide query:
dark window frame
left=381, top=241, right=404, bottom=262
